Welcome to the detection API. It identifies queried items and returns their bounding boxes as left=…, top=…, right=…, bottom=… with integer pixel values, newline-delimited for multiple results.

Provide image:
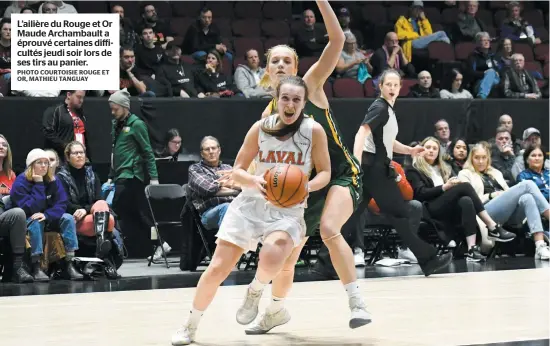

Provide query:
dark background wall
left=3, top=98, right=548, bottom=177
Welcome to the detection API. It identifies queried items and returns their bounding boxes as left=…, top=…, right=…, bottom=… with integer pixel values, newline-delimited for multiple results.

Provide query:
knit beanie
left=26, top=148, right=49, bottom=167
left=108, top=88, right=131, bottom=109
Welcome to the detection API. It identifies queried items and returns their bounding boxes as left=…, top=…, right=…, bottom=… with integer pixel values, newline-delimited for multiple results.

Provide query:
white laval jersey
left=242, top=115, right=315, bottom=205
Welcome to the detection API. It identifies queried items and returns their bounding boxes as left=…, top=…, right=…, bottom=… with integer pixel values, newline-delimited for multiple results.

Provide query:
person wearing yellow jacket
left=394, top=1, right=450, bottom=62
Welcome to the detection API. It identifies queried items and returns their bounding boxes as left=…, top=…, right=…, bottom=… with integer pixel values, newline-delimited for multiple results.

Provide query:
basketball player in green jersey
left=236, top=0, right=371, bottom=334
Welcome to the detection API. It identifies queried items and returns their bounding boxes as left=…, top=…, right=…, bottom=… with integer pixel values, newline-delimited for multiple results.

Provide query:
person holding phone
left=406, top=137, right=515, bottom=261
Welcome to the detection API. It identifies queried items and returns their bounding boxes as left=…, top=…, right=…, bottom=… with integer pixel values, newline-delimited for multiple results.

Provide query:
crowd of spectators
left=0, top=1, right=548, bottom=284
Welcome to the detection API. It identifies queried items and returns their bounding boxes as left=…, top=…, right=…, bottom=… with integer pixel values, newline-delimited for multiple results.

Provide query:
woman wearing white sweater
left=458, top=143, right=550, bottom=259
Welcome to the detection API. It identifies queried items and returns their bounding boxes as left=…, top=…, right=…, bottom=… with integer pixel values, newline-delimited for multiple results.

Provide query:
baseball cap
left=522, top=127, right=541, bottom=141
left=338, top=7, right=350, bottom=17
left=411, top=1, right=424, bottom=8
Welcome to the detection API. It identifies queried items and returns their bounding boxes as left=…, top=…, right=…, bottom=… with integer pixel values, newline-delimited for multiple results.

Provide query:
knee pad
left=322, top=232, right=343, bottom=244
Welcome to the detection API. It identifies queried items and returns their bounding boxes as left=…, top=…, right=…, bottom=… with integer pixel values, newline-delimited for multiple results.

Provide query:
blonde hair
left=25, top=161, right=55, bottom=183
left=0, top=134, right=14, bottom=180
left=259, top=45, right=299, bottom=89
left=412, top=136, right=452, bottom=182
left=463, top=142, right=497, bottom=175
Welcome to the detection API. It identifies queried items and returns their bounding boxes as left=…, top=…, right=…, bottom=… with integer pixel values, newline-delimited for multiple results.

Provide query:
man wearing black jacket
left=182, top=7, right=232, bottom=62
left=293, top=9, right=328, bottom=57
left=135, top=25, right=164, bottom=78
left=42, top=90, right=92, bottom=163
left=156, top=42, right=204, bottom=98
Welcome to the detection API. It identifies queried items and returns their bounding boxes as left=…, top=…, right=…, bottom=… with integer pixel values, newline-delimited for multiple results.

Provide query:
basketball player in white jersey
left=171, top=75, right=331, bottom=345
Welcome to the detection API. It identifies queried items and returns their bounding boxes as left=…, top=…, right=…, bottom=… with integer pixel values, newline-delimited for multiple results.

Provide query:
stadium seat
left=207, top=2, right=234, bottom=18
left=361, top=4, right=388, bottom=25
left=232, top=19, right=261, bottom=37
left=333, top=78, right=365, bottom=98
left=534, top=43, right=549, bottom=62
left=261, top=20, right=290, bottom=38
left=428, top=42, right=455, bottom=62
left=262, top=1, right=292, bottom=20
left=234, top=2, right=262, bottom=19
left=454, top=42, right=476, bottom=61
left=400, top=79, right=416, bottom=97
left=298, top=57, right=317, bottom=77
left=514, top=42, right=535, bottom=61
left=233, top=37, right=264, bottom=58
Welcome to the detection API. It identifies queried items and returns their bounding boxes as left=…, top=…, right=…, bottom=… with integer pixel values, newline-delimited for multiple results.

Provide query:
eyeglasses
left=70, top=151, right=85, bottom=156
left=34, top=160, right=49, bottom=166
left=170, top=140, right=182, bottom=146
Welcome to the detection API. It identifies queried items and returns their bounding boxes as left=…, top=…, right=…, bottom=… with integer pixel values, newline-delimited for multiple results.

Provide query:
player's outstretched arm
left=309, top=123, right=331, bottom=192
left=303, top=0, right=345, bottom=91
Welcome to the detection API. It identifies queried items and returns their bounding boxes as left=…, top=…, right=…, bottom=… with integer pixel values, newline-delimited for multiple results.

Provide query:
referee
left=354, top=69, right=452, bottom=276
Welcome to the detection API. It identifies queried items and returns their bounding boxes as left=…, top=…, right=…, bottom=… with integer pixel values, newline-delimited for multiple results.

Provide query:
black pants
left=112, top=178, right=152, bottom=257
left=425, top=183, right=484, bottom=238
left=361, top=158, right=436, bottom=265
left=0, top=209, right=27, bottom=254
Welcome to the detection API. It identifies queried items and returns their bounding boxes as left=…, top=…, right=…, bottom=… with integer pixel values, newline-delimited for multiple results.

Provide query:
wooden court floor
left=0, top=268, right=548, bottom=346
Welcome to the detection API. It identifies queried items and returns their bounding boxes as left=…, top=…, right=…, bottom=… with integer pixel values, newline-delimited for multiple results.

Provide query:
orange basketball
left=264, top=164, right=308, bottom=208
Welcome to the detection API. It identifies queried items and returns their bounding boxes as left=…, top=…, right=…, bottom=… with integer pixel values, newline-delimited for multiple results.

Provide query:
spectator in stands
left=45, top=149, right=60, bottom=175
left=370, top=32, right=416, bottom=79
left=335, top=32, right=372, bottom=81
left=155, top=128, right=191, bottom=162
left=293, top=9, right=328, bottom=58
left=195, top=50, right=241, bottom=98
left=112, top=4, right=140, bottom=49
left=511, top=128, right=550, bottom=179
left=38, top=1, right=76, bottom=14
left=444, top=137, right=470, bottom=176
left=517, top=145, right=549, bottom=201
left=183, top=7, right=232, bottom=62
left=3, top=1, right=40, bottom=17
left=409, top=70, right=440, bottom=98
left=0, top=18, right=11, bottom=97
left=0, top=200, right=34, bottom=283
left=20, top=6, right=35, bottom=13
left=135, top=25, right=164, bottom=78
left=500, top=1, right=541, bottom=45
left=11, top=149, right=82, bottom=281
left=502, top=53, right=541, bottom=99
left=234, top=49, right=271, bottom=98
left=407, top=137, right=513, bottom=261
left=455, top=1, right=489, bottom=42
left=434, top=119, right=452, bottom=154
left=137, top=3, right=173, bottom=49
left=467, top=32, right=501, bottom=99
left=107, top=89, right=159, bottom=257
left=114, top=46, right=150, bottom=97
left=439, top=68, right=473, bottom=99
left=57, top=141, right=115, bottom=258
left=495, top=38, right=515, bottom=68
left=188, top=136, right=239, bottom=231
left=42, top=90, right=91, bottom=163
left=459, top=143, right=550, bottom=260
left=337, top=7, right=365, bottom=51
left=156, top=42, right=203, bottom=98
left=0, top=135, right=14, bottom=195
left=395, top=1, right=450, bottom=63
left=491, top=126, right=518, bottom=186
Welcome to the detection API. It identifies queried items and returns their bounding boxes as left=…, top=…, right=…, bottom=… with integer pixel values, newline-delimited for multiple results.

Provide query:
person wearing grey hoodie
left=233, top=49, right=271, bottom=98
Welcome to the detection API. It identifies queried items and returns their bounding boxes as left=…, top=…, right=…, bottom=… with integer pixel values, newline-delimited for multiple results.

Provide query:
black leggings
left=362, top=159, right=437, bottom=264
left=425, top=182, right=485, bottom=237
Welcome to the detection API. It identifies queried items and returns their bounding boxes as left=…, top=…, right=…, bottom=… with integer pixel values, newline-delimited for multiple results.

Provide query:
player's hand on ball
left=254, top=175, right=267, bottom=197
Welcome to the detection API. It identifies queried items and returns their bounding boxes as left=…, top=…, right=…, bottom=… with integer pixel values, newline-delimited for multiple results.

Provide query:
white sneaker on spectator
left=397, top=247, right=418, bottom=263
left=148, top=242, right=172, bottom=262
left=245, top=308, right=291, bottom=335
left=171, top=325, right=196, bottom=345
left=354, top=248, right=365, bottom=267
left=535, top=245, right=550, bottom=260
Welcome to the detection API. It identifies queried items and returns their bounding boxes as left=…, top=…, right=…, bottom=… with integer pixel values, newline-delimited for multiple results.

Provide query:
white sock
left=266, top=296, right=285, bottom=314
left=187, top=308, right=203, bottom=328
left=535, top=240, right=546, bottom=248
left=249, top=277, right=267, bottom=292
left=344, top=281, right=361, bottom=299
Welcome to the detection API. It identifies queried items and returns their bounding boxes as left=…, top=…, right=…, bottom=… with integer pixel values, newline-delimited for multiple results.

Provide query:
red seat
left=180, top=55, right=195, bottom=65
left=361, top=5, right=388, bottom=25
left=221, top=56, right=232, bottom=76
left=298, top=57, right=317, bottom=77
left=428, top=42, right=455, bottom=62
left=535, top=27, right=549, bottom=43
left=234, top=2, right=262, bottom=19
left=323, top=82, right=333, bottom=99
left=536, top=79, right=546, bottom=89
left=524, top=61, right=542, bottom=75
left=534, top=43, right=549, bottom=62
left=400, top=79, right=416, bottom=97
left=261, top=20, right=290, bottom=38
left=233, top=57, right=247, bottom=70
left=454, top=42, right=476, bottom=61
left=514, top=42, right=534, bottom=61
left=364, top=81, right=377, bottom=97
left=206, top=2, right=234, bottom=18
left=232, top=19, right=261, bottom=37
left=233, top=38, right=264, bottom=58
left=262, top=2, right=292, bottom=20
left=544, top=62, right=549, bottom=79
left=333, top=79, right=365, bottom=98
left=170, top=17, right=194, bottom=37
left=264, top=38, right=290, bottom=53
left=172, top=2, right=202, bottom=18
